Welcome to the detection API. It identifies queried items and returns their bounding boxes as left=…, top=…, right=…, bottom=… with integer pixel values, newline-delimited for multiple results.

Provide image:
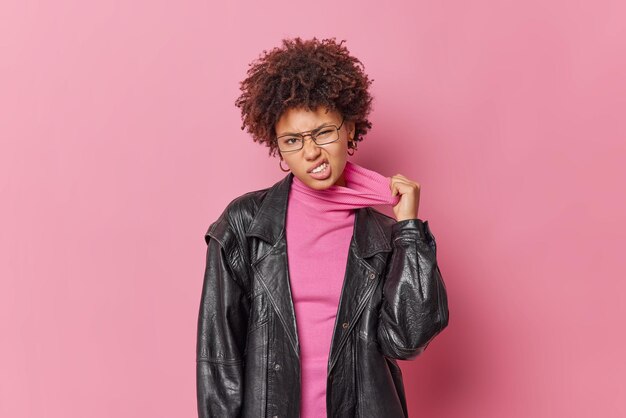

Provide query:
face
left=275, top=106, right=355, bottom=190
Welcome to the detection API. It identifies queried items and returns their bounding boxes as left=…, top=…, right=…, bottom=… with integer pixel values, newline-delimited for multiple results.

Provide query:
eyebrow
left=276, top=122, right=334, bottom=137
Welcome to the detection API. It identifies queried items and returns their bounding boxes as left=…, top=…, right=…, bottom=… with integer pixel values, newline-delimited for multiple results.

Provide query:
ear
left=348, top=120, right=356, bottom=140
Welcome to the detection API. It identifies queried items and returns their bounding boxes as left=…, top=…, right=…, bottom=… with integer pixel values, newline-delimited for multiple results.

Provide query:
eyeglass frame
left=275, top=116, right=346, bottom=153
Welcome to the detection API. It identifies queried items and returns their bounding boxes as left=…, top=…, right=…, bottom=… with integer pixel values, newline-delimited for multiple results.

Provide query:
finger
left=392, top=180, right=420, bottom=196
left=391, top=174, right=407, bottom=180
left=390, top=178, right=411, bottom=189
left=391, top=174, right=419, bottom=187
left=391, top=181, right=408, bottom=196
left=393, top=173, right=410, bottom=180
left=392, top=177, right=420, bottom=190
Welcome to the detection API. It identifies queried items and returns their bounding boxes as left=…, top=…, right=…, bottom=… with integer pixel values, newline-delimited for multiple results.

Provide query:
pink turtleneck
left=285, top=160, right=400, bottom=418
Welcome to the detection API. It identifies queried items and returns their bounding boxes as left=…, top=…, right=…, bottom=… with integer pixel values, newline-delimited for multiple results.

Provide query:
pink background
left=1, top=0, right=624, bottom=417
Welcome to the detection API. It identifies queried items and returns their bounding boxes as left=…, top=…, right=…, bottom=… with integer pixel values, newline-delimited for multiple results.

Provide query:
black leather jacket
left=196, top=172, right=449, bottom=417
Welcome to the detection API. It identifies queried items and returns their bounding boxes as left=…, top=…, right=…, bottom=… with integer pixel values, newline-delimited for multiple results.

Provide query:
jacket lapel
left=326, top=207, right=394, bottom=375
left=245, top=172, right=394, bottom=362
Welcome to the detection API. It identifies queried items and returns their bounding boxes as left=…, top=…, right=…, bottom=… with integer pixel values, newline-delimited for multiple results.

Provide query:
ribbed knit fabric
left=285, top=160, right=400, bottom=418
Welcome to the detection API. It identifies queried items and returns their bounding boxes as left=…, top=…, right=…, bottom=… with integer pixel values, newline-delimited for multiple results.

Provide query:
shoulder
left=204, top=186, right=271, bottom=246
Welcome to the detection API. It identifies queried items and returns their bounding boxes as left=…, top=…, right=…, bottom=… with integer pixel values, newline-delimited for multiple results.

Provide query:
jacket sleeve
left=376, top=218, right=449, bottom=360
left=196, top=221, right=250, bottom=418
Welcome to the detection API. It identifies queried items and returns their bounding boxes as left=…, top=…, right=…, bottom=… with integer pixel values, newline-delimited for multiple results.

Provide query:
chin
left=303, top=177, right=336, bottom=190
left=308, top=181, right=334, bottom=190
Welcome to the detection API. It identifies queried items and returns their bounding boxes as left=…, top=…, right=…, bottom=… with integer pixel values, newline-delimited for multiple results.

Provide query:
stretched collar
left=245, top=172, right=392, bottom=258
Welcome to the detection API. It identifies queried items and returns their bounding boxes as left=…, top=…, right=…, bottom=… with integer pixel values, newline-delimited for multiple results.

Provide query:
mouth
left=308, top=159, right=329, bottom=173
left=307, top=159, right=331, bottom=180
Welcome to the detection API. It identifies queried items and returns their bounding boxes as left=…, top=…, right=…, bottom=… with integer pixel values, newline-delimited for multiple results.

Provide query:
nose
left=302, top=135, right=321, bottom=160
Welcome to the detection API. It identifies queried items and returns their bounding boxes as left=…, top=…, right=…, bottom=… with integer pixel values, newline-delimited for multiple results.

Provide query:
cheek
left=291, top=161, right=308, bottom=174
left=333, top=146, right=349, bottom=162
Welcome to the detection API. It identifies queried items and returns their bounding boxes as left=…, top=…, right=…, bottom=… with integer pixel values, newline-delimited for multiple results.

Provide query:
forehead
left=275, top=106, right=340, bottom=134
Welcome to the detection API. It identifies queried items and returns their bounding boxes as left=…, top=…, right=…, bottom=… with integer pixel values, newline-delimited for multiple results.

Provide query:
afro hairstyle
left=234, top=37, right=374, bottom=157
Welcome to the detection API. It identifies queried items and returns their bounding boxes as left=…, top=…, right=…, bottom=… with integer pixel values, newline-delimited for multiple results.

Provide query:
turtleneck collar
left=289, top=160, right=400, bottom=213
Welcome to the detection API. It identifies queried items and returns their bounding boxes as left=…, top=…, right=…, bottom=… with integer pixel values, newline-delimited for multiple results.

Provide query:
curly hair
left=234, top=37, right=374, bottom=157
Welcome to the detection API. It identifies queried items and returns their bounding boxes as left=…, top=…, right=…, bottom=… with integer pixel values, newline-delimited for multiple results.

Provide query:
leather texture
left=196, top=172, right=450, bottom=418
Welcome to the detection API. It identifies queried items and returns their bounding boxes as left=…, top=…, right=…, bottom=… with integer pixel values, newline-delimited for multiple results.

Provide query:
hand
left=389, top=174, right=421, bottom=222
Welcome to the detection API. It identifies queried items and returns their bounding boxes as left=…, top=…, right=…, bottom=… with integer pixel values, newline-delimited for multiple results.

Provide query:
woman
left=196, top=37, right=449, bottom=418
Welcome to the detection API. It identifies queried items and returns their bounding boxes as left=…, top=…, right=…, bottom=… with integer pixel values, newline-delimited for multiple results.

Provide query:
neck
left=334, top=171, right=346, bottom=187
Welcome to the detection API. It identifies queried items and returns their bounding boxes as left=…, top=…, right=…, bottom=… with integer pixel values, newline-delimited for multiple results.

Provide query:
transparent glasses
left=276, top=117, right=345, bottom=153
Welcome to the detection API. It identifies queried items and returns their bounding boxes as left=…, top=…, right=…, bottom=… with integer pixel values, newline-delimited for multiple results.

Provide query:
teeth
left=312, top=162, right=328, bottom=173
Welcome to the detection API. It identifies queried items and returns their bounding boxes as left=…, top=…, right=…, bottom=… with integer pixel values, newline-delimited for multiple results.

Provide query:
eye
left=281, top=137, right=299, bottom=145
left=315, top=128, right=335, bottom=138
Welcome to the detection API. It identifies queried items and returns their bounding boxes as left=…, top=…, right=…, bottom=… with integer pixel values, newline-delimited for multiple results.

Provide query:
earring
left=279, top=159, right=290, bottom=172
left=347, top=140, right=357, bottom=156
